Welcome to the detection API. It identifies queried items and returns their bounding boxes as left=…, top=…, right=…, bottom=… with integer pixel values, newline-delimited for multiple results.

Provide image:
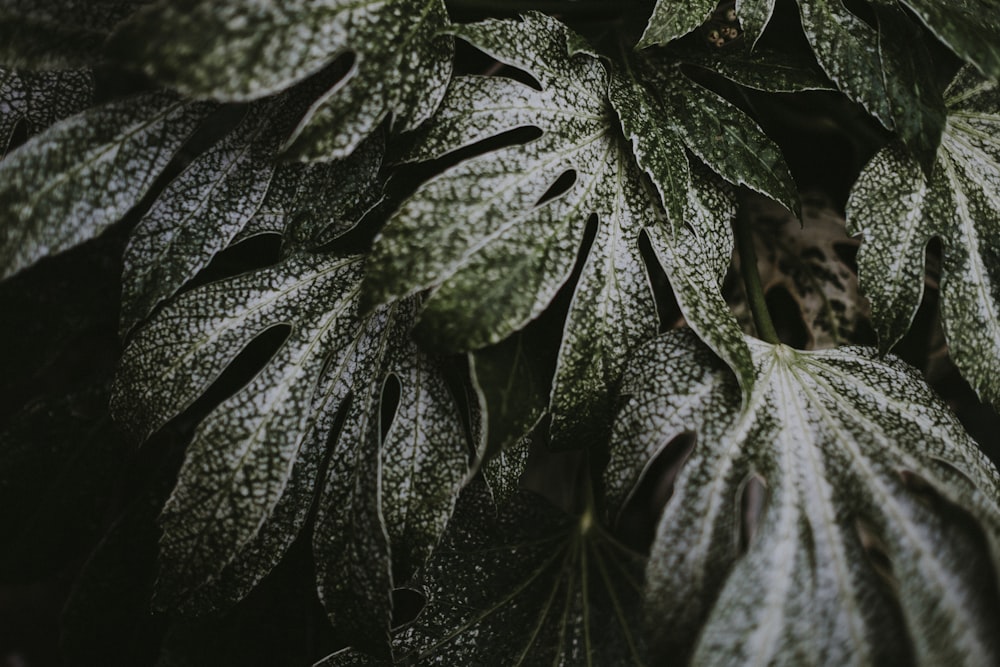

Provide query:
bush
left=1, top=1, right=1000, bottom=664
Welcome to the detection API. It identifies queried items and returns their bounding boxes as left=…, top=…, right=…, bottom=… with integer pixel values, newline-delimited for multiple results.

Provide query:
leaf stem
left=445, top=0, right=623, bottom=20
left=734, top=191, right=779, bottom=344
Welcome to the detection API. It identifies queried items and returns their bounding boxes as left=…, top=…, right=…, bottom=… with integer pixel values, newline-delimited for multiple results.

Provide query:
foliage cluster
left=2, top=0, right=1000, bottom=665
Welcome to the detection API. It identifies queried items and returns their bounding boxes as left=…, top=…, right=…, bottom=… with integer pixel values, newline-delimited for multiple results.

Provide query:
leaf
left=638, top=0, right=719, bottom=48
left=112, top=0, right=452, bottom=160
left=795, top=0, right=893, bottom=128
left=846, top=66, right=1000, bottom=409
left=0, top=1, right=140, bottom=69
left=899, top=0, right=1000, bottom=81
left=871, top=0, right=947, bottom=173
left=606, top=329, right=1000, bottom=664
left=469, top=330, right=549, bottom=464
left=730, top=194, right=870, bottom=349
left=111, top=253, right=468, bottom=651
left=363, top=13, right=660, bottom=448
left=622, top=53, right=799, bottom=216
left=119, top=90, right=383, bottom=333
left=643, top=168, right=756, bottom=396
left=0, top=66, right=94, bottom=157
left=0, top=92, right=212, bottom=280
left=671, top=48, right=836, bottom=93
left=318, top=484, right=648, bottom=665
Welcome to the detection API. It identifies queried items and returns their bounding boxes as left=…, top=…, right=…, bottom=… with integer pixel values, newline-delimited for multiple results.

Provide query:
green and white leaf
left=319, top=484, right=648, bottom=665
left=119, top=91, right=383, bottom=333
left=607, top=329, right=1000, bottom=664
left=643, top=169, right=755, bottom=395
left=0, top=66, right=94, bottom=157
left=0, top=1, right=140, bottom=70
left=619, top=55, right=799, bottom=216
left=638, top=0, right=718, bottom=48
left=111, top=253, right=468, bottom=640
left=113, top=0, right=452, bottom=160
left=0, top=92, right=211, bottom=280
left=795, top=0, right=893, bottom=128
left=364, top=13, right=660, bottom=448
left=847, top=66, right=1000, bottom=410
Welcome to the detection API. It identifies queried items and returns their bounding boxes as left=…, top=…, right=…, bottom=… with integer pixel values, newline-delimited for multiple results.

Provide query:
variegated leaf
left=112, top=0, right=452, bottom=160
left=0, top=92, right=211, bottom=280
left=363, top=13, right=660, bottom=449
left=318, top=483, right=648, bottom=665
left=0, top=66, right=94, bottom=157
left=119, top=90, right=383, bottom=334
left=619, top=52, right=799, bottom=216
left=111, top=253, right=468, bottom=654
left=607, top=329, right=1000, bottom=665
left=847, top=66, right=1000, bottom=410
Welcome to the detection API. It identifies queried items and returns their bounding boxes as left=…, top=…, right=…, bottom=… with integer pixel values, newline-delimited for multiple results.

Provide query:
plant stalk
left=734, top=192, right=780, bottom=345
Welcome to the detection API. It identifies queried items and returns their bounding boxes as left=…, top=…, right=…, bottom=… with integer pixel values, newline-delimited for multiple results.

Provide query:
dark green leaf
left=119, top=92, right=383, bottom=333
left=900, top=0, right=1000, bottom=80
left=113, top=0, right=453, bottom=160
left=320, top=484, right=648, bottom=665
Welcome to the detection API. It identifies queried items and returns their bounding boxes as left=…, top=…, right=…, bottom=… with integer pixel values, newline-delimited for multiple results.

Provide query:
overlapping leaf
left=847, top=66, right=1000, bottom=410
left=0, top=66, right=94, bottom=157
left=606, top=329, right=1000, bottom=664
left=363, top=13, right=661, bottom=449
left=0, top=1, right=142, bottom=69
left=111, top=253, right=468, bottom=653
left=112, top=0, right=452, bottom=160
left=639, top=0, right=964, bottom=163
left=319, top=483, right=648, bottom=665
left=0, top=92, right=211, bottom=280
left=120, top=88, right=384, bottom=334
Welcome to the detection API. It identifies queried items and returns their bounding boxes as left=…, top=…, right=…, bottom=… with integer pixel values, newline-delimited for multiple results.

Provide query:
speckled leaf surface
left=111, top=254, right=468, bottom=636
left=795, top=0, right=893, bottom=129
left=847, top=66, right=1000, bottom=409
left=114, top=0, right=452, bottom=160
left=0, top=66, right=94, bottom=157
left=606, top=329, right=1000, bottom=664
left=628, top=57, right=799, bottom=216
left=319, top=484, right=648, bottom=665
left=119, top=92, right=383, bottom=334
left=0, top=92, right=211, bottom=280
left=0, top=1, right=140, bottom=69
left=643, top=170, right=755, bottom=396
left=364, top=14, right=659, bottom=448
left=638, top=0, right=718, bottom=48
